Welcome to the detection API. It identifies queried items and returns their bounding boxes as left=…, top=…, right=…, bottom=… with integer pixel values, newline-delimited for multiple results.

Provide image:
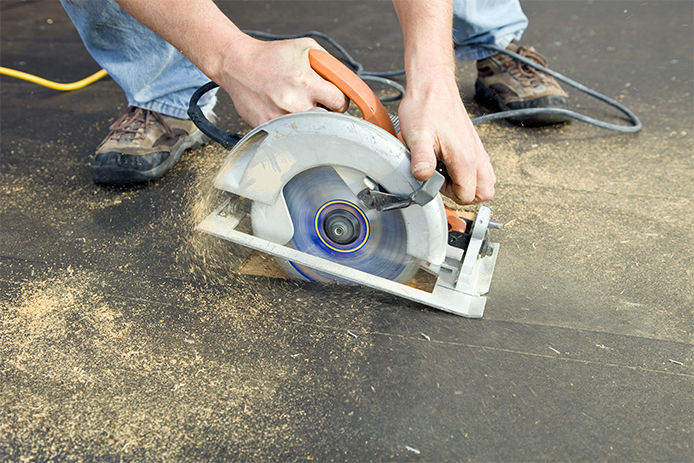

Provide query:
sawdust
left=237, top=251, right=290, bottom=279
left=1, top=269, right=130, bottom=384
left=172, top=143, right=258, bottom=286
left=0, top=268, right=296, bottom=461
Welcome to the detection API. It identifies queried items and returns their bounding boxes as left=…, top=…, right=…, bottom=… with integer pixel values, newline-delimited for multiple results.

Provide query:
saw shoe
left=91, top=106, right=210, bottom=185
left=475, top=43, right=569, bottom=126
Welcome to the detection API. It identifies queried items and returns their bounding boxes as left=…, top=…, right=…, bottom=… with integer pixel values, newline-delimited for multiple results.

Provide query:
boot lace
left=104, top=106, right=176, bottom=143
left=499, top=46, right=550, bottom=87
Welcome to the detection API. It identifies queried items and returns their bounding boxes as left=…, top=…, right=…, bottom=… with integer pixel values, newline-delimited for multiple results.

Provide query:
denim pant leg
left=453, top=0, right=528, bottom=61
left=60, top=0, right=216, bottom=119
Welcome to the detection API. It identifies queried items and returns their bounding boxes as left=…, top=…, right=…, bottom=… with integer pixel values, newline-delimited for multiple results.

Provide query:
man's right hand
left=211, top=36, right=349, bottom=127
left=392, top=0, right=495, bottom=205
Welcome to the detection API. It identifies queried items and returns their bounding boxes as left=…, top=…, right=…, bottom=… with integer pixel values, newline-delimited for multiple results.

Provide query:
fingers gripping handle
left=308, top=49, right=396, bottom=136
left=187, top=50, right=396, bottom=149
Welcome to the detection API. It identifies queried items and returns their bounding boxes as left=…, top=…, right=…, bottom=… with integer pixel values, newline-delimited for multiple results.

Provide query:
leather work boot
left=91, top=106, right=210, bottom=184
left=475, top=43, right=569, bottom=126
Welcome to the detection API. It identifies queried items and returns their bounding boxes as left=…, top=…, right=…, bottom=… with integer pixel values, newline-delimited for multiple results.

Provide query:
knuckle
left=476, top=185, right=495, bottom=202
left=297, top=37, right=319, bottom=49
left=274, top=94, right=292, bottom=111
left=275, top=94, right=306, bottom=113
left=289, top=72, right=310, bottom=89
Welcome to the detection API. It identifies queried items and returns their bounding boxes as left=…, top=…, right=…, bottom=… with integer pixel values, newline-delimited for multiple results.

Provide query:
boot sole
left=91, top=129, right=210, bottom=185
left=474, top=79, right=571, bottom=126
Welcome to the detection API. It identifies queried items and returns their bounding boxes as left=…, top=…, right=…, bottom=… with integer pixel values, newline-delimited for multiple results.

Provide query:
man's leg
left=60, top=0, right=218, bottom=184
left=452, top=0, right=569, bottom=125
left=452, top=0, right=528, bottom=61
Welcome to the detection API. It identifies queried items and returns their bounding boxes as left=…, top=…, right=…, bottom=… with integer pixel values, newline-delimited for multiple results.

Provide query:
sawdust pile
left=0, top=269, right=295, bottom=461
left=1, top=270, right=130, bottom=380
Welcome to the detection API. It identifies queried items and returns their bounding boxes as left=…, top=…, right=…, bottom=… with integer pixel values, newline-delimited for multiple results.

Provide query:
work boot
left=91, top=106, right=210, bottom=185
left=475, top=43, right=569, bottom=126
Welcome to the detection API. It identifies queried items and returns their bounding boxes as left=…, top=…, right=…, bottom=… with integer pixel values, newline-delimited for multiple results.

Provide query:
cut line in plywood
left=236, top=250, right=437, bottom=292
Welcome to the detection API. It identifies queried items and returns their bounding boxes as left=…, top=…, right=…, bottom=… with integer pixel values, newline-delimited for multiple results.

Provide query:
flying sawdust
left=173, top=143, right=257, bottom=286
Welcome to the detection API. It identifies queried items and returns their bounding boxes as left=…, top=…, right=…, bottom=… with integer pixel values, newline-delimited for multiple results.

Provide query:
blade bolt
left=323, top=210, right=361, bottom=245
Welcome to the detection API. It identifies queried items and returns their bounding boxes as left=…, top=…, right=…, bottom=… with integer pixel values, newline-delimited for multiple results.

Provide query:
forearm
left=115, top=0, right=250, bottom=82
left=116, top=0, right=347, bottom=126
left=391, top=0, right=494, bottom=204
left=391, top=0, right=456, bottom=90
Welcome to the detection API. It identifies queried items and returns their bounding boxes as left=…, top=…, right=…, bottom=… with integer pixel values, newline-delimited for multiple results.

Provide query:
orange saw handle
left=309, top=49, right=396, bottom=136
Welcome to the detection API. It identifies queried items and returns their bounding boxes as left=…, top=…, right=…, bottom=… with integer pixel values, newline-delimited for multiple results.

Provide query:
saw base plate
left=198, top=197, right=499, bottom=318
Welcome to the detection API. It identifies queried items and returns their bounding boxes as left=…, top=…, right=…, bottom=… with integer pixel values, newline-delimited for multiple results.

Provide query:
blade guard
left=211, top=111, right=448, bottom=265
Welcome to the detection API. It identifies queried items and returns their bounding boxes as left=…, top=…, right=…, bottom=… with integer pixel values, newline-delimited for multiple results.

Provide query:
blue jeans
left=61, top=0, right=526, bottom=119
left=453, top=0, right=528, bottom=60
left=60, top=0, right=218, bottom=119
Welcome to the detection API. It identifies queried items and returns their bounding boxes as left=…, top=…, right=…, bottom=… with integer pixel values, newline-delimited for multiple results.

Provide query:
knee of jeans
left=63, top=0, right=134, bottom=27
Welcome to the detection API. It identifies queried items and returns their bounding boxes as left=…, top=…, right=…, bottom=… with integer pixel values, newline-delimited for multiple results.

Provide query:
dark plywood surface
left=1, top=1, right=692, bottom=461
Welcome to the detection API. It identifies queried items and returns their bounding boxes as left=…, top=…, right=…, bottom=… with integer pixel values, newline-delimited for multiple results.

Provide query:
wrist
left=404, top=67, right=459, bottom=102
left=403, top=46, right=456, bottom=91
left=205, top=29, right=257, bottom=83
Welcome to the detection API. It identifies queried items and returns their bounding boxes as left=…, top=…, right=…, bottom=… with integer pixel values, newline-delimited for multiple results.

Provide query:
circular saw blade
left=276, top=166, right=418, bottom=283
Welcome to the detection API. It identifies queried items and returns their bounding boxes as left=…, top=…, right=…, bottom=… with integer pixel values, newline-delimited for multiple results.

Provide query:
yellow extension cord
left=0, top=66, right=107, bottom=91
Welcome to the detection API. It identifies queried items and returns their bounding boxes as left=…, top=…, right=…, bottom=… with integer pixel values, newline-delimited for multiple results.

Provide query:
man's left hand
left=398, top=78, right=496, bottom=205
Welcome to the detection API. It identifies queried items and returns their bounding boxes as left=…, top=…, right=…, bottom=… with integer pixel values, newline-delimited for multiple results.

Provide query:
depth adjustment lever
left=357, top=171, right=445, bottom=212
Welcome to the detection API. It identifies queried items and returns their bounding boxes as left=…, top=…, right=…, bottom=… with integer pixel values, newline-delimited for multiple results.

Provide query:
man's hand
left=213, top=36, right=349, bottom=127
left=398, top=79, right=495, bottom=204
left=114, top=0, right=348, bottom=127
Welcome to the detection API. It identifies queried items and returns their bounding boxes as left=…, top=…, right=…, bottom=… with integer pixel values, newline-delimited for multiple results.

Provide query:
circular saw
left=188, top=49, right=501, bottom=317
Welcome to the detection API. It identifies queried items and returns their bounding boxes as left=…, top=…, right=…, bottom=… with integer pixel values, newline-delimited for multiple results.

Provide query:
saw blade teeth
left=277, top=166, right=417, bottom=283
left=389, top=113, right=400, bottom=133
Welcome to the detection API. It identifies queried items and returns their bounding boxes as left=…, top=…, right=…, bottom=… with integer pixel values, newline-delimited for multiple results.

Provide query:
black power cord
left=473, top=44, right=641, bottom=132
left=243, top=30, right=641, bottom=133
